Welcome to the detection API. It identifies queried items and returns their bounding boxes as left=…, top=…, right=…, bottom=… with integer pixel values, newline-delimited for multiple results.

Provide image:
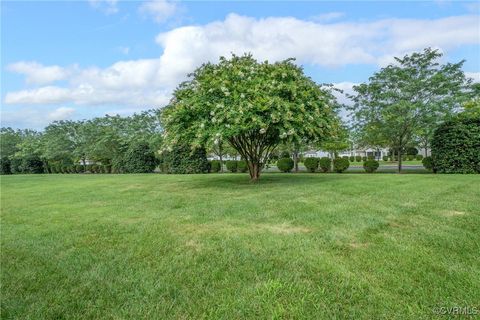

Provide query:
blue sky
left=1, top=0, right=479, bottom=129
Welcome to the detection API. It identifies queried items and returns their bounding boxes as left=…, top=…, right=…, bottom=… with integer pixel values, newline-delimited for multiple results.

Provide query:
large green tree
left=349, top=48, right=471, bottom=172
left=162, top=54, right=336, bottom=181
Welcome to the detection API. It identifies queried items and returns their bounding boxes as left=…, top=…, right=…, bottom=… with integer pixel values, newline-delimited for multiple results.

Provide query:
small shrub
left=210, top=160, right=221, bottom=173
left=349, top=156, right=354, bottom=162
left=277, top=158, right=294, bottom=172
left=407, top=155, right=414, bottom=161
left=342, top=156, right=348, bottom=159
left=355, top=156, right=362, bottom=162
left=382, top=156, right=388, bottom=161
left=123, top=143, right=157, bottom=173
left=237, top=160, right=248, bottom=173
left=362, top=156, right=367, bottom=161
left=333, top=158, right=350, bottom=173
left=319, top=157, right=332, bottom=172
left=363, top=159, right=380, bottom=173
left=416, top=155, right=423, bottom=161
left=422, top=156, right=435, bottom=171
left=0, top=158, right=12, bottom=175
left=226, top=160, right=238, bottom=172
left=304, top=157, right=319, bottom=172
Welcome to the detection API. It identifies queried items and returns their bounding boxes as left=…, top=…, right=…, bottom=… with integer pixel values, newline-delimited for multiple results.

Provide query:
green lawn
left=1, top=173, right=479, bottom=319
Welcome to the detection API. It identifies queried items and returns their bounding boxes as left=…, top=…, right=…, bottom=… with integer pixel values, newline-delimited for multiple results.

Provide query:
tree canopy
left=349, top=48, right=471, bottom=172
left=162, top=54, right=338, bottom=180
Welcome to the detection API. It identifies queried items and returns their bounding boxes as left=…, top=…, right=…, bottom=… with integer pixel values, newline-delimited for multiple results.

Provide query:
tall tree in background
left=349, top=48, right=471, bottom=172
left=162, top=54, right=337, bottom=181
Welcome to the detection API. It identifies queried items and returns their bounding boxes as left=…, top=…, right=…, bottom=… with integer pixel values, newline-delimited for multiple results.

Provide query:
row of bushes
left=342, top=155, right=423, bottom=162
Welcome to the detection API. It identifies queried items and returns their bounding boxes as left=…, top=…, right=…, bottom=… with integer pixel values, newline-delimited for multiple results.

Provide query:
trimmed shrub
left=160, top=145, right=209, bottom=174
left=362, top=156, right=367, bottom=161
left=355, top=156, right=362, bottom=162
left=319, top=157, right=332, bottom=173
left=382, top=155, right=388, bottom=161
left=406, top=147, right=418, bottom=156
left=304, top=157, right=319, bottom=172
left=0, top=158, right=12, bottom=175
left=416, top=155, right=423, bottom=161
left=122, top=143, right=157, bottom=173
left=363, top=159, right=380, bottom=173
left=210, top=160, right=221, bottom=173
left=431, top=115, right=480, bottom=173
left=422, top=156, right=435, bottom=171
left=277, top=158, right=294, bottom=172
left=333, top=158, right=350, bottom=173
left=407, top=155, right=414, bottom=161
left=237, top=160, right=248, bottom=173
left=342, top=156, right=349, bottom=159
left=22, top=156, right=44, bottom=174
left=226, top=160, right=238, bottom=173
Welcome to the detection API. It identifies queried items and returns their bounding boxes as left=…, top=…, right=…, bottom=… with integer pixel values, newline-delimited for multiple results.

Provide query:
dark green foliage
left=277, top=158, right=294, bottom=173
left=407, top=155, right=415, bottom=161
left=210, top=160, right=221, bottom=173
left=319, top=157, right=332, bottom=173
left=355, top=156, right=362, bottom=162
left=161, top=145, right=209, bottom=174
left=280, top=151, right=291, bottom=159
left=416, top=155, right=423, bottom=161
left=22, top=156, right=44, bottom=174
left=422, top=156, right=435, bottom=171
left=333, top=158, right=350, bottom=173
left=431, top=115, right=480, bottom=173
left=1, top=158, right=12, bottom=175
left=75, top=165, right=84, bottom=173
left=367, top=155, right=374, bottom=160
left=304, top=157, right=319, bottom=172
left=123, top=143, right=157, bottom=173
left=91, top=165, right=98, bottom=173
left=406, top=147, right=419, bottom=156
left=362, top=156, right=367, bottom=161
left=382, top=156, right=388, bottom=161
left=10, top=158, right=22, bottom=174
left=363, top=160, right=380, bottom=173
left=104, top=165, right=112, bottom=174
left=226, top=160, right=238, bottom=173
left=237, top=160, right=248, bottom=173
left=349, top=156, right=354, bottom=162
left=342, top=156, right=349, bottom=159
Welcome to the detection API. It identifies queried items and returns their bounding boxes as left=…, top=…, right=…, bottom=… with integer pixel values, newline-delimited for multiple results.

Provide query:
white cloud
left=465, top=72, right=480, bottom=83
left=88, top=0, right=118, bottom=15
left=7, top=62, right=71, bottom=85
left=48, top=107, right=76, bottom=121
left=139, top=0, right=177, bottom=23
left=4, top=13, right=479, bottom=108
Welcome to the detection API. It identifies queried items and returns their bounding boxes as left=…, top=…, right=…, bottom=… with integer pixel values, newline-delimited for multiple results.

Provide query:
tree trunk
left=293, top=149, right=299, bottom=173
left=247, top=161, right=261, bottom=181
left=398, top=149, right=403, bottom=173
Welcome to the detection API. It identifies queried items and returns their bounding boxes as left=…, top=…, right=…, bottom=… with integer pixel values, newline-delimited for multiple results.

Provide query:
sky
left=1, top=0, right=479, bottom=129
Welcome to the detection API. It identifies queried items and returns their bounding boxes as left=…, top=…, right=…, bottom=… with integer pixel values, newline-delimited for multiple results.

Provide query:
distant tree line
left=0, top=110, right=163, bottom=174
